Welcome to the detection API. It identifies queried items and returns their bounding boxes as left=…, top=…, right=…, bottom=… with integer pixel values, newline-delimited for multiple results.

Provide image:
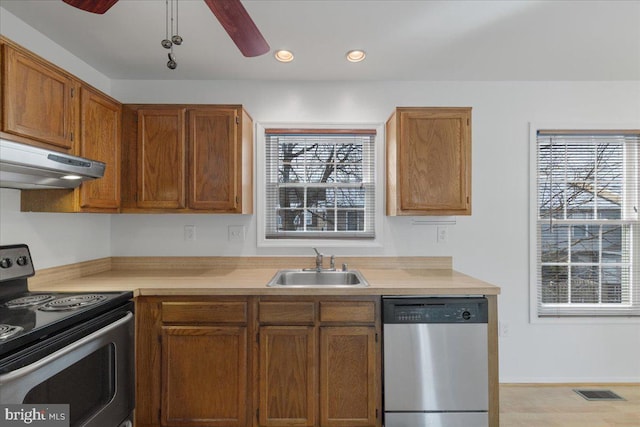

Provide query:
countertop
left=27, top=256, right=500, bottom=297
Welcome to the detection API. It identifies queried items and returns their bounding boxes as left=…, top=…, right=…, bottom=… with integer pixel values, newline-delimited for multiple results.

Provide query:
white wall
left=1, top=8, right=640, bottom=383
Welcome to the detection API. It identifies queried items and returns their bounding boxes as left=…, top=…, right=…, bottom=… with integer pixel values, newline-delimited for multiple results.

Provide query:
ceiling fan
left=61, top=0, right=270, bottom=57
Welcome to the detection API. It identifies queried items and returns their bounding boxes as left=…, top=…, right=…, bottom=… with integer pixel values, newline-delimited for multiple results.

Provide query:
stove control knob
left=0, top=257, right=13, bottom=268
left=16, top=256, right=28, bottom=266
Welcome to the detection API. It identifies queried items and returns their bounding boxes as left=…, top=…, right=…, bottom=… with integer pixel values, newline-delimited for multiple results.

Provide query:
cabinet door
left=161, top=326, right=248, bottom=427
left=259, top=326, right=316, bottom=427
left=188, top=108, right=238, bottom=211
left=320, top=327, right=378, bottom=427
left=137, top=109, right=186, bottom=208
left=2, top=45, right=76, bottom=151
left=392, top=108, right=471, bottom=215
left=79, top=86, right=121, bottom=210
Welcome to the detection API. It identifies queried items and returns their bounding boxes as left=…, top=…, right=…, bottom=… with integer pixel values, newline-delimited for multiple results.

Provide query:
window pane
left=334, top=187, right=365, bottom=208
left=565, top=144, right=596, bottom=220
left=601, top=225, right=623, bottom=263
left=541, top=265, right=568, bottom=303
left=571, top=225, right=599, bottom=263
left=279, top=187, right=303, bottom=208
left=602, top=266, right=624, bottom=303
left=336, top=210, right=365, bottom=231
left=571, top=266, right=599, bottom=303
left=541, top=224, right=569, bottom=263
left=538, top=142, right=566, bottom=219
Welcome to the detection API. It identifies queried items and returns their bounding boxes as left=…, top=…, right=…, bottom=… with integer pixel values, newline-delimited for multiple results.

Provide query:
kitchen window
left=532, top=130, right=639, bottom=317
left=262, top=128, right=376, bottom=241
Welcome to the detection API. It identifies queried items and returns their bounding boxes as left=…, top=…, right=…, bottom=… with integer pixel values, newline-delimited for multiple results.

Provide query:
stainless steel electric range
left=0, top=244, right=134, bottom=427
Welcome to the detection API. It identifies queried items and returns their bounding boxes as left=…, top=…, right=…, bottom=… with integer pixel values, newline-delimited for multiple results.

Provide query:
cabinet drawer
left=162, top=301, right=247, bottom=324
left=259, top=301, right=315, bottom=324
left=320, top=301, right=376, bottom=323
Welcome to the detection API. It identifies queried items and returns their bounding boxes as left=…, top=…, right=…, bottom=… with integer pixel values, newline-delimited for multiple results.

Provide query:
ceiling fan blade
left=62, top=0, right=119, bottom=14
left=203, top=0, right=270, bottom=57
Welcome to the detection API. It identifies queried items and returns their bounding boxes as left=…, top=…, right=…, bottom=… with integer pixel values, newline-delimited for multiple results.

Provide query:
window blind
left=535, top=132, right=639, bottom=316
left=264, top=129, right=376, bottom=239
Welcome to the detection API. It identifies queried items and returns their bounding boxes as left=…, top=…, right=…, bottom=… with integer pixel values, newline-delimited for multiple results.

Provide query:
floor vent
left=574, top=389, right=625, bottom=401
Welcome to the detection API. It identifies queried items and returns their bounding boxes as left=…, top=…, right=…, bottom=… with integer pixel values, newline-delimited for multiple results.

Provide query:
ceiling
left=1, top=0, right=639, bottom=81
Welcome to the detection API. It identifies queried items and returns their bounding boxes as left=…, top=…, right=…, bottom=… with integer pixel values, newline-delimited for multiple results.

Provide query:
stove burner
left=4, top=294, right=56, bottom=308
left=38, top=295, right=108, bottom=312
left=0, top=324, right=24, bottom=340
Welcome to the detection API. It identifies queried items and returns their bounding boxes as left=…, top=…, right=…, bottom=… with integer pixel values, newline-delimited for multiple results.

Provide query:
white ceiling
left=1, top=0, right=639, bottom=81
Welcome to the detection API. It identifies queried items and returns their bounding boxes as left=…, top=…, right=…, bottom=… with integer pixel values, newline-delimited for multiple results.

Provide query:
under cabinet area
left=386, top=107, right=472, bottom=215
left=135, top=296, right=381, bottom=427
left=121, top=105, right=253, bottom=214
left=20, top=85, right=122, bottom=213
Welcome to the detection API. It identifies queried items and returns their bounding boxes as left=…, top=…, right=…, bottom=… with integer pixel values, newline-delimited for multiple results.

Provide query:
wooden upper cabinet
left=122, top=105, right=253, bottom=213
left=2, top=41, right=78, bottom=152
left=188, top=108, right=238, bottom=210
left=137, top=109, right=187, bottom=209
left=78, top=86, right=121, bottom=210
left=387, top=107, right=471, bottom=215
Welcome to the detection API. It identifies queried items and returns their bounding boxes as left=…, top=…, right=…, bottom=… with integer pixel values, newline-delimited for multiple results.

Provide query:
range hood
left=0, top=139, right=106, bottom=189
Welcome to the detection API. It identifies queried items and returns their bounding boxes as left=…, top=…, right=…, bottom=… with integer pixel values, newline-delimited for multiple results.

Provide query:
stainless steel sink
left=266, top=269, right=369, bottom=288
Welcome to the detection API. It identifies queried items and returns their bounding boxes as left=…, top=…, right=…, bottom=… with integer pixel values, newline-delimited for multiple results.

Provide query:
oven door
left=0, top=307, right=134, bottom=427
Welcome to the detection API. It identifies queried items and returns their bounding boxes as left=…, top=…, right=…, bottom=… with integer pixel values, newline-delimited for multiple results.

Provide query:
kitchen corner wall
left=1, top=7, right=639, bottom=384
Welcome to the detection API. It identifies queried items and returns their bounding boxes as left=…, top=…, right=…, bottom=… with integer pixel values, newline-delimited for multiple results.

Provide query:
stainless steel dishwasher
left=383, top=297, right=488, bottom=427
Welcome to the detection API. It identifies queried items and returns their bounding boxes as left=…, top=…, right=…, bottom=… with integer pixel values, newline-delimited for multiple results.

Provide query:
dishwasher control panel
left=383, top=297, right=488, bottom=323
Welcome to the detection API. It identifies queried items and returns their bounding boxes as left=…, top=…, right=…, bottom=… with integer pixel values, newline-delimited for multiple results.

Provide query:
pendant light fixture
left=161, top=0, right=183, bottom=69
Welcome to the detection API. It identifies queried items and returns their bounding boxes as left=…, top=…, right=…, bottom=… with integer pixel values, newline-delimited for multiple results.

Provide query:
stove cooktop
left=0, top=244, right=133, bottom=357
left=0, top=290, right=133, bottom=356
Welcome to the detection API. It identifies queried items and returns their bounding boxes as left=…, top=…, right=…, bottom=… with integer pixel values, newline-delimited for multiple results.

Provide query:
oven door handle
left=0, top=311, right=133, bottom=402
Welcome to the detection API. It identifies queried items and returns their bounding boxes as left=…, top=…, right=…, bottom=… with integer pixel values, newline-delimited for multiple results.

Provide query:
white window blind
left=264, top=129, right=376, bottom=239
left=535, top=131, right=639, bottom=316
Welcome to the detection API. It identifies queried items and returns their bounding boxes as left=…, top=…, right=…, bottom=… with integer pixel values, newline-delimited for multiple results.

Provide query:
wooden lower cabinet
left=161, top=326, right=248, bottom=426
left=256, top=297, right=381, bottom=427
left=320, top=327, right=377, bottom=427
left=135, top=296, right=381, bottom=427
left=258, top=327, right=316, bottom=426
left=136, top=297, right=252, bottom=427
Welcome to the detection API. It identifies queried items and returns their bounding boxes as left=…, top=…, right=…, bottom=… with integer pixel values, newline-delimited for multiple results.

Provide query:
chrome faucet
left=310, top=248, right=336, bottom=272
left=313, top=248, right=323, bottom=272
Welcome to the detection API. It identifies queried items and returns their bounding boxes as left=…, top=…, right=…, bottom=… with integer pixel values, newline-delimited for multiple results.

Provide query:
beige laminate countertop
left=27, top=257, right=500, bottom=297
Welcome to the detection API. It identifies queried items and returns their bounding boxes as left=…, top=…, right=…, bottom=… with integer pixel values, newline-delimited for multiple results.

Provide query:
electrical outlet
left=499, top=321, right=509, bottom=338
left=437, top=226, right=448, bottom=243
left=184, top=225, right=196, bottom=241
left=228, top=225, right=246, bottom=241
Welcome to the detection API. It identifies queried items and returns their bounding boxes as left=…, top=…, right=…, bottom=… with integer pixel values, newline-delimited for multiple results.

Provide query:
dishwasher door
left=384, top=323, right=488, bottom=411
left=383, top=297, right=488, bottom=427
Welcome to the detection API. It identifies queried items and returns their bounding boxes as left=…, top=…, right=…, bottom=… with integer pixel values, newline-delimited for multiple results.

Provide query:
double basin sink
left=267, top=269, right=369, bottom=288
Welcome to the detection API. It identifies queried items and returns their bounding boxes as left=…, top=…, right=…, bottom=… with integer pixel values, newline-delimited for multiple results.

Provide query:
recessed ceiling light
left=346, top=50, right=366, bottom=63
left=275, top=50, right=294, bottom=63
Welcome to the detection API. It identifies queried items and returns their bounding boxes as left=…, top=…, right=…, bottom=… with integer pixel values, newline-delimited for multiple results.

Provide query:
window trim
left=256, top=122, right=384, bottom=248
left=529, top=122, right=640, bottom=324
